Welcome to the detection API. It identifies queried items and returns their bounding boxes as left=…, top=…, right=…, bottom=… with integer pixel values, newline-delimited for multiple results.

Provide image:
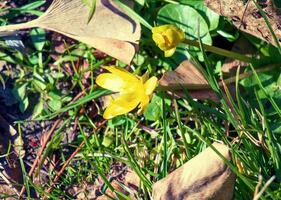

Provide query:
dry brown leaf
left=0, top=0, right=141, bottom=64
left=222, top=36, right=257, bottom=76
left=0, top=184, right=17, bottom=199
left=96, top=180, right=129, bottom=200
left=91, top=169, right=139, bottom=199
left=0, top=115, right=23, bottom=191
left=0, top=115, right=24, bottom=158
left=159, top=60, right=209, bottom=91
left=205, top=0, right=281, bottom=47
left=125, top=168, right=140, bottom=188
left=158, top=60, right=255, bottom=101
left=159, top=60, right=221, bottom=101
left=152, top=142, right=236, bottom=200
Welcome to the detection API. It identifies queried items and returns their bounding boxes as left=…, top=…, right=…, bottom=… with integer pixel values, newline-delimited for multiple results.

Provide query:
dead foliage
left=206, top=0, right=281, bottom=47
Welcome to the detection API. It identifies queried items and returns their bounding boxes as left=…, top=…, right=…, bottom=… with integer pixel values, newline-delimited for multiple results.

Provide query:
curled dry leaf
left=80, top=168, right=139, bottom=199
left=159, top=60, right=208, bottom=91
left=222, top=36, right=257, bottom=76
left=159, top=60, right=220, bottom=101
left=0, top=184, right=17, bottom=199
left=205, top=0, right=281, bottom=47
left=158, top=60, right=256, bottom=102
left=95, top=180, right=129, bottom=200
left=152, top=142, right=236, bottom=200
left=0, top=115, right=24, bottom=189
left=0, top=0, right=141, bottom=64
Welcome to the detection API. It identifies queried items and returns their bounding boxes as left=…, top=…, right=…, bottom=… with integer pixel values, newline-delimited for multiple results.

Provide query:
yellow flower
left=152, top=24, right=185, bottom=57
left=96, top=66, right=158, bottom=119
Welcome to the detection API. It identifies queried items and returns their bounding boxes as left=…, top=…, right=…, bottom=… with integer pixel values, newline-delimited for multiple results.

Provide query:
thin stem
left=182, top=38, right=256, bottom=63
left=162, top=95, right=168, bottom=177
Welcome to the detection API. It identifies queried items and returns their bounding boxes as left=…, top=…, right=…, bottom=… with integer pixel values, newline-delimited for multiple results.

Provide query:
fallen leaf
left=159, top=60, right=254, bottom=102
left=0, top=115, right=24, bottom=191
left=205, top=0, right=281, bottom=47
left=0, top=115, right=25, bottom=158
left=90, top=168, right=139, bottom=199
left=152, top=142, right=236, bottom=200
left=125, top=168, right=140, bottom=192
left=159, top=60, right=208, bottom=91
left=159, top=60, right=220, bottom=101
left=0, top=0, right=141, bottom=64
left=96, top=180, right=129, bottom=200
left=222, top=36, right=257, bottom=76
left=0, top=184, right=17, bottom=199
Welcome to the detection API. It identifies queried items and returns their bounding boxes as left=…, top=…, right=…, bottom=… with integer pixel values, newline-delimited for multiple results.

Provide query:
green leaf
left=13, top=83, right=27, bottom=101
left=83, top=0, right=97, bottom=23
left=12, top=83, right=30, bottom=112
left=102, top=134, right=114, bottom=147
left=134, top=0, right=145, bottom=6
left=20, top=1, right=46, bottom=10
left=217, top=29, right=239, bottom=42
left=32, top=99, right=44, bottom=119
left=157, top=4, right=212, bottom=62
left=48, top=98, right=62, bottom=111
left=144, top=95, right=162, bottom=121
left=144, top=94, right=171, bottom=121
left=272, top=120, right=281, bottom=134
left=47, top=89, right=63, bottom=111
left=19, top=97, right=29, bottom=113
left=30, top=28, right=46, bottom=51
left=10, top=1, right=45, bottom=16
left=48, top=90, right=62, bottom=100
left=0, top=52, right=16, bottom=64
left=33, top=79, right=47, bottom=91
left=179, top=0, right=220, bottom=31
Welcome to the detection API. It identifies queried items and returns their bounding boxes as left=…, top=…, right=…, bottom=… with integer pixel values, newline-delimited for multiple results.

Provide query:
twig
left=253, top=176, right=275, bottom=200
left=19, top=119, right=61, bottom=197
left=254, top=174, right=263, bottom=198
left=19, top=90, right=87, bottom=197
left=44, top=119, right=107, bottom=196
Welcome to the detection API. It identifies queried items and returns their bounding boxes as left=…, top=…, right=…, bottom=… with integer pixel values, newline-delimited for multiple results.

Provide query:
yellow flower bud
left=152, top=24, right=185, bottom=57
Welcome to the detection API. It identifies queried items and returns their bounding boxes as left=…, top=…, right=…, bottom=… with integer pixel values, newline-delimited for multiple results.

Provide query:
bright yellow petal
left=177, top=28, right=185, bottom=42
left=152, top=25, right=174, bottom=34
left=103, top=93, right=141, bottom=119
left=96, top=73, right=126, bottom=92
left=144, top=76, right=158, bottom=95
left=138, top=95, right=150, bottom=115
left=104, top=66, right=138, bottom=83
left=137, top=77, right=157, bottom=115
left=152, top=25, right=185, bottom=53
left=164, top=28, right=183, bottom=46
left=152, top=33, right=165, bottom=46
left=164, top=48, right=176, bottom=57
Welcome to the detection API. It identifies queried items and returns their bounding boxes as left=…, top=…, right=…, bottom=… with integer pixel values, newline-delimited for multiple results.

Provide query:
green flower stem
left=182, top=38, right=257, bottom=63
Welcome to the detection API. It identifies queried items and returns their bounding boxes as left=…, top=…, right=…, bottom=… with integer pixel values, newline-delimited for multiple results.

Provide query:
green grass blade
left=250, top=65, right=281, bottom=118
